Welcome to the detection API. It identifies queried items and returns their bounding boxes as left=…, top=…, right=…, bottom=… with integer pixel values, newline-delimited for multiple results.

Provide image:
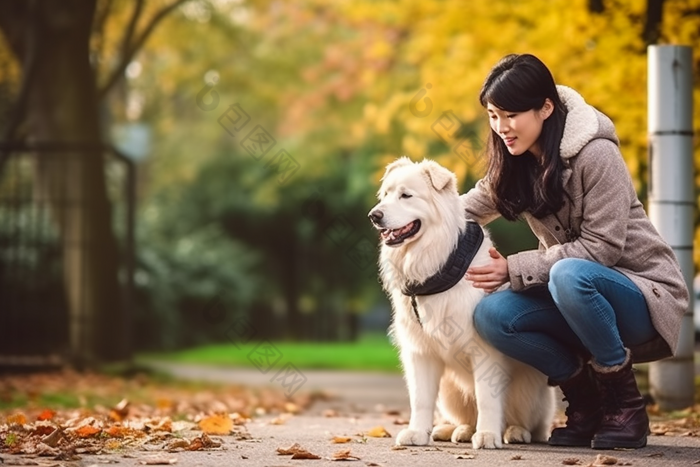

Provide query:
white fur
left=370, top=157, right=555, bottom=450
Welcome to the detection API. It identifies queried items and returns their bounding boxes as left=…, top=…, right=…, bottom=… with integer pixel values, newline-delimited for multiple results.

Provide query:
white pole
left=647, top=45, right=694, bottom=410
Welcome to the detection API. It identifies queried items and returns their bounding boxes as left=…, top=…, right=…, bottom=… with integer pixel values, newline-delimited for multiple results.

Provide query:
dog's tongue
left=383, top=221, right=414, bottom=239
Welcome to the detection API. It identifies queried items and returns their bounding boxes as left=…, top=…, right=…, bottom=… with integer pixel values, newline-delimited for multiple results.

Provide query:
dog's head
left=368, top=157, right=460, bottom=248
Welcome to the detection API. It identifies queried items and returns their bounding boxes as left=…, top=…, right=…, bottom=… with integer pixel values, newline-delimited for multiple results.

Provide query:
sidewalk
left=139, top=360, right=700, bottom=467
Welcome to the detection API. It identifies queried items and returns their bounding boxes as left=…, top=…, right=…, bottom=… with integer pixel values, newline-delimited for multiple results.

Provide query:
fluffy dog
left=369, top=157, right=554, bottom=449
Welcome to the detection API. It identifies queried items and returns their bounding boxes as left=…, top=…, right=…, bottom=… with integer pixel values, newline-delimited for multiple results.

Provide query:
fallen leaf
left=139, top=457, right=178, bottom=465
left=269, top=415, right=289, bottom=425
left=110, top=399, right=130, bottom=421
left=291, top=451, right=322, bottom=460
left=366, top=426, right=391, bottom=438
left=562, top=459, right=581, bottom=465
left=592, top=454, right=617, bottom=465
left=331, top=436, right=352, bottom=444
left=276, top=442, right=321, bottom=459
left=166, top=439, right=190, bottom=451
left=511, top=455, right=523, bottom=460
left=76, top=425, right=101, bottom=437
left=277, top=442, right=306, bottom=455
left=7, top=413, right=27, bottom=425
left=36, top=409, right=55, bottom=421
left=198, top=414, right=232, bottom=435
left=186, top=433, right=221, bottom=451
left=285, top=402, right=300, bottom=414
left=391, top=445, right=407, bottom=451
left=455, top=453, right=475, bottom=459
left=330, top=449, right=360, bottom=461
left=41, top=428, right=65, bottom=447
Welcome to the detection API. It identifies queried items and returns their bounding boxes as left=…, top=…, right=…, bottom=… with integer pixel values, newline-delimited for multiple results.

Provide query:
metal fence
left=0, top=143, right=135, bottom=369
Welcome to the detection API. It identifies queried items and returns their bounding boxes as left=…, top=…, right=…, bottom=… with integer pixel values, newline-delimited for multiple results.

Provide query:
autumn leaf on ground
left=366, top=426, right=391, bottom=438
left=276, top=442, right=321, bottom=459
left=291, top=450, right=322, bottom=460
left=592, top=454, right=618, bottom=465
left=167, top=439, right=190, bottom=451
left=330, top=449, right=361, bottom=461
left=455, top=452, right=475, bottom=459
left=41, top=427, right=65, bottom=447
left=104, top=425, right=141, bottom=438
left=75, top=425, right=101, bottom=438
left=562, top=459, right=581, bottom=465
left=186, top=433, right=222, bottom=451
left=284, top=402, right=300, bottom=414
left=37, top=409, right=55, bottom=421
left=139, top=456, right=178, bottom=465
left=110, top=398, right=130, bottom=422
left=6, top=413, right=27, bottom=425
left=198, top=414, right=233, bottom=435
left=269, top=414, right=291, bottom=425
left=276, top=442, right=306, bottom=455
left=331, top=436, right=352, bottom=444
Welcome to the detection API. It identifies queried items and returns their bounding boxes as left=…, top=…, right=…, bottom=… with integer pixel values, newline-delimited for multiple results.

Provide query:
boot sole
left=548, top=436, right=593, bottom=447
left=591, top=436, right=647, bottom=450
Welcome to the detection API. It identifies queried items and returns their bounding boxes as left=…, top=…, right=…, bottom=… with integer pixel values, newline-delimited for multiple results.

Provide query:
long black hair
left=479, top=54, right=568, bottom=221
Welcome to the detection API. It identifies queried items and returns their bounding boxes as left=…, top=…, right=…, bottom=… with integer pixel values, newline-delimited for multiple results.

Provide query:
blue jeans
left=473, top=258, right=658, bottom=382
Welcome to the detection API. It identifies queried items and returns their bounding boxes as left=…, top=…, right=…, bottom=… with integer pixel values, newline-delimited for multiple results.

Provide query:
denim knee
left=473, top=294, right=510, bottom=344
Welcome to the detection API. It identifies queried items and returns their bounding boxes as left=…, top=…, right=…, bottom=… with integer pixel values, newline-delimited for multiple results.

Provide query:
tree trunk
left=1, top=0, right=127, bottom=364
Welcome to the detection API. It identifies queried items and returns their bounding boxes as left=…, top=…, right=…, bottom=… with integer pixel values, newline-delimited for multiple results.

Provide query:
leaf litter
left=0, top=370, right=315, bottom=462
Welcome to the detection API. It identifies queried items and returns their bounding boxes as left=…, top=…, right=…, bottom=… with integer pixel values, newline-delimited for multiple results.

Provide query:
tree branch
left=91, top=0, right=115, bottom=77
left=121, top=0, right=144, bottom=63
left=97, top=0, right=190, bottom=101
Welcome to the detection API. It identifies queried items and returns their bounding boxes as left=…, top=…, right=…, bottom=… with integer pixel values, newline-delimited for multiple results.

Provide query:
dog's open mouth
left=380, top=220, right=421, bottom=246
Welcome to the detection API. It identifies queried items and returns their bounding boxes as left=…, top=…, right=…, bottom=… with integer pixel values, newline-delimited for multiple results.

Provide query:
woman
left=462, top=54, right=688, bottom=450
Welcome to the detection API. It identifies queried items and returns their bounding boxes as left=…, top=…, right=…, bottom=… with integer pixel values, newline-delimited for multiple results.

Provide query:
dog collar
left=401, top=220, right=484, bottom=326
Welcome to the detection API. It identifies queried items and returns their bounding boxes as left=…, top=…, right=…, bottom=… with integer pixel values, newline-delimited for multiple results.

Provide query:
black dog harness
left=401, top=221, right=484, bottom=326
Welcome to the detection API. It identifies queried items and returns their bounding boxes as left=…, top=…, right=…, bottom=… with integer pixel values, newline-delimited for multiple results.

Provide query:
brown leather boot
left=591, top=349, right=649, bottom=449
left=548, top=364, right=604, bottom=446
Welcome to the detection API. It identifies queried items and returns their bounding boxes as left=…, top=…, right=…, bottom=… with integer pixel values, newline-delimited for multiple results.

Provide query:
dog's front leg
left=472, top=352, right=508, bottom=449
left=396, top=349, right=444, bottom=446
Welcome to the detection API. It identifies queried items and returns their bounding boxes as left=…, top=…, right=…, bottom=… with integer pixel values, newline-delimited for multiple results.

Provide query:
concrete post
left=647, top=45, right=695, bottom=410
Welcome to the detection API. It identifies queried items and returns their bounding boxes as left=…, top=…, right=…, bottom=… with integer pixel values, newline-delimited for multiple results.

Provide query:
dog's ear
left=381, top=156, right=413, bottom=180
left=422, top=159, right=457, bottom=192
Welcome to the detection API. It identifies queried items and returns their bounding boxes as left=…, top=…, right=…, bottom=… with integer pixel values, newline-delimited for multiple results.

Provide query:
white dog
left=369, top=157, right=554, bottom=449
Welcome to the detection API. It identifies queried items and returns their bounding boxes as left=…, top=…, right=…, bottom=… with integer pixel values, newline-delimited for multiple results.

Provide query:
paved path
left=139, top=360, right=700, bottom=467
left=147, top=361, right=409, bottom=413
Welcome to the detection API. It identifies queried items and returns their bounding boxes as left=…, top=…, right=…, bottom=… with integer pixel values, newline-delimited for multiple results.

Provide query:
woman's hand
left=465, top=247, right=509, bottom=293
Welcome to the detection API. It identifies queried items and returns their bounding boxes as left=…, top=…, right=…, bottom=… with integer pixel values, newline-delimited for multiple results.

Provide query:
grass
left=137, top=332, right=402, bottom=373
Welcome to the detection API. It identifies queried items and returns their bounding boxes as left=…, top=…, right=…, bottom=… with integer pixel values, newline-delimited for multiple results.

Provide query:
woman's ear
left=541, top=98, right=554, bottom=120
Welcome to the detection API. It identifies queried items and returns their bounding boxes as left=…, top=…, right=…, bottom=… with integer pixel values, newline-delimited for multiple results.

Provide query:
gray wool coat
left=461, top=85, right=689, bottom=362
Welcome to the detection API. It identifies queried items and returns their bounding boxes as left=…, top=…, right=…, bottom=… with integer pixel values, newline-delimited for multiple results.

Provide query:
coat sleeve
left=507, top=139, right=633, bottom=290
left=459, top=177, right=502, bottom=225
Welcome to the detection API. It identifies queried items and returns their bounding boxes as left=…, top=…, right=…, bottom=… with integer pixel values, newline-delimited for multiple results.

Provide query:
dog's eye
left=400, top=193, right=412, bottom=199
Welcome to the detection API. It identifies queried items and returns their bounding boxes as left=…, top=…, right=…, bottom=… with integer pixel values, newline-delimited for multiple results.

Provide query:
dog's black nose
left=368, top=210, right=383, bottom=224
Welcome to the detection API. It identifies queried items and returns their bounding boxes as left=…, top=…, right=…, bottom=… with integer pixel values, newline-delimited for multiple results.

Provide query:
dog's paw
left=396, top=428, right=431, bottom=446
left=431, top=424, right=456, bottom=442
left=472, top=430, right=502, bottom=449
left=451, top=424, right=475, bottom=443
left=504, top=425, right=532, bottom=444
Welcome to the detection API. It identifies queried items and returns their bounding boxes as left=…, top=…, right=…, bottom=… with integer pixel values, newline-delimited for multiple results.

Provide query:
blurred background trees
left=1, top=0, right=699, bottom=360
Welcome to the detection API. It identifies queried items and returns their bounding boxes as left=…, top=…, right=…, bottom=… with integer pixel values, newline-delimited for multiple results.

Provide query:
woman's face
left=486, top=99, right=553, bottom=158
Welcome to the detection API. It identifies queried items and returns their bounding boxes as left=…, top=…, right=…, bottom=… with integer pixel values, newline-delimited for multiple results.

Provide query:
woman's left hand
left=465, top=247, right=509, bottom=293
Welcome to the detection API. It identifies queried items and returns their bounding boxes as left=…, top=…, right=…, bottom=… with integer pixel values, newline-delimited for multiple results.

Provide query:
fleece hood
left=557, top=85, right=619, bottom=160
